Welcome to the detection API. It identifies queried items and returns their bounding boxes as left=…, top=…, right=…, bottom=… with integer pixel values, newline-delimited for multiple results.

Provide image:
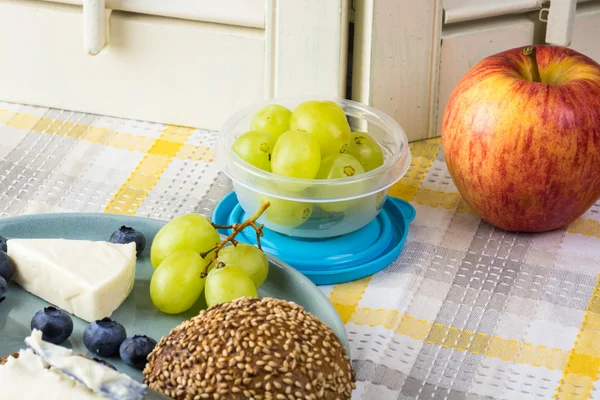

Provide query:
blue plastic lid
left=212, top=192, right=416, bottom=285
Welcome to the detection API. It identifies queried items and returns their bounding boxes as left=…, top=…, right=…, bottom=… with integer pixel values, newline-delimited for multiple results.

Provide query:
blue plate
left=0, top=213, right=351, bottom=379
left=213, top=192, right=416, bottom=285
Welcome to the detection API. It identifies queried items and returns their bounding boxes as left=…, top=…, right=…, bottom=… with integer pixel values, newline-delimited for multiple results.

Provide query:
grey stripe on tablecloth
left=195, top=172, right=233, bottom=218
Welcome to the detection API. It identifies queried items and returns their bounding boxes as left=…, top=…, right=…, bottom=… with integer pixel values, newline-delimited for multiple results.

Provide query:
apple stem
left=201, top=200, right=270, bottom=277
left=523, top=46, right=542, bottom=83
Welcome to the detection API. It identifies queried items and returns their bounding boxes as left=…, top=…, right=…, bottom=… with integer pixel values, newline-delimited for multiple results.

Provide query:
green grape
left=264, top=197, right=313, bottom=227
left=232, top=131, right=275, bottom=172
left=250, top=104, right=292, bottom=141
left=318, top=197, right=366, bottom=214
left=216, top=243, right=269, bottom=287
left=323, top=101, right=345, bottom=116
left=150, top=250, right=207, bottom=314
left=347, top=132, right=384, bottom=172
left=205, top=265, right=258, bottom=308
left=316, top=154, right=365, bottom=180
left=316, top=154, right=365, bottom=213
left=150, top=214, right=220, bottom=269
left=290, top=100, right=351, bottom=157
left=271, top=130, right=321, bottom=179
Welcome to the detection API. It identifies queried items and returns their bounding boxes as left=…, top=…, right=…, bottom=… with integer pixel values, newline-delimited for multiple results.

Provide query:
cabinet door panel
left=352, top=0, right=443, bottom=142
left=267, top=0, right=349, bottom=98
left=436, top=16, right=535, bottom=134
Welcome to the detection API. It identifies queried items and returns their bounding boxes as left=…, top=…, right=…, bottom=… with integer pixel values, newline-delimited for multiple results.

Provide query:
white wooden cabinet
left=1, top=0, right=599, bottom=139
left=0, top=0, right=348, bottom=131
left=352, top=0, right=600, bottom=142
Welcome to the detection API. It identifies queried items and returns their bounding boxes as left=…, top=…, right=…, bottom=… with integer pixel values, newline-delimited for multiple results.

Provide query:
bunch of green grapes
left=231, top=100, right=386, bottom=225
left=149, top=214, right=269, bottom=313
left=205, top=243, right=268, bottom=307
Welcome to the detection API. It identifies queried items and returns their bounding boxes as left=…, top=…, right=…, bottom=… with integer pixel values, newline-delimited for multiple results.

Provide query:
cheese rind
left=8, top=239, right=136, bottom=322
left=24, top=329, right=147, bottom=399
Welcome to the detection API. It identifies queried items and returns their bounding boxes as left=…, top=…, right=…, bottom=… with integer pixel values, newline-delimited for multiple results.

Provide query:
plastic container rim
left=217, top=96, right=412, bottom=201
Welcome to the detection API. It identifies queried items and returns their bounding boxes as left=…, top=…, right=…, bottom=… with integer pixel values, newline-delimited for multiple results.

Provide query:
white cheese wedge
left=8, top=239, right=136, bottom=322
left=0, top=348, right=105, bottom=400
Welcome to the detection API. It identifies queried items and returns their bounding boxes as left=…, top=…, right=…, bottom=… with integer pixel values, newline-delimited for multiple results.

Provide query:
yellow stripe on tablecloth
left=568, top=219, right=600, bottom=238
left=0, top=109, right=15, bottom=124
left=32, top=118, right=90, bottom=140
left=351, top=308, right=570, bottom=370
left=177, top=143, right=215, bottom=162
left=555, top=276, right=600, bottom=399
left=388, top=139, right=443, bottom=202
left=389, top=156, right=432, bottom=201
left=6, top=112, right=41, bottom=130
left=1, top=110, right=214, bottom=162
left=411, top=138, right=442, bottom=158
left=104, top=126, right=193, bottom=215
left=412, top=187, right=475, bottom=214
left=328, top=277, right=372, bottom=324
left=395, top=187, right=599, bottom=238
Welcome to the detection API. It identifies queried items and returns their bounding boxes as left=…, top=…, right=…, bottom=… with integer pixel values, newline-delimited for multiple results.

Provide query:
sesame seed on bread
left=144, top=297, right=356, bottom=400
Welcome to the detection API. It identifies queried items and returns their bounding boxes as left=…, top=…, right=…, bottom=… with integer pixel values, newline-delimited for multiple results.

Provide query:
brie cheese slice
left=25, top=329, right=147, bottom=400
left=0, top=331, right=146, bottom=400
left=0, top=348, right=105, bottom=399
left=8, top=239, right=136, bottom=322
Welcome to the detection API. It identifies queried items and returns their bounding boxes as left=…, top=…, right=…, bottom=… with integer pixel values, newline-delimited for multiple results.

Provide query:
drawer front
left=40, top=0, right=266, bottom=28
left=442, top=0, right=539, bottom=24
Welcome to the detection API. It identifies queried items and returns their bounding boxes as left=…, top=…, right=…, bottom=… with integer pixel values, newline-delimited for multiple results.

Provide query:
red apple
left=442, top=45, right=600, bottom=232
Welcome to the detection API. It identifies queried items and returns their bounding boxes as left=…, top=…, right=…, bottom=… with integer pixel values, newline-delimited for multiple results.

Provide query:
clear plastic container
left=215, top=96, right=411, bottom=238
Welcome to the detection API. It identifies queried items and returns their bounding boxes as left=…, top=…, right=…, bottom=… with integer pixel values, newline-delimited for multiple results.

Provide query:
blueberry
left=119, top=335, right=157, bottom=370
left=83, top=317, right=127, bottom=357
left=0, top=276, right=7, bottom=304
left=0, top=236, right=7, bottom=253
left=0, top=251, right=14, bottom=282
left=30, top=306, right=74, bottom=344
left=92, top=357, right=117, bottom=371
left=110, top=226, right=146, bottom=257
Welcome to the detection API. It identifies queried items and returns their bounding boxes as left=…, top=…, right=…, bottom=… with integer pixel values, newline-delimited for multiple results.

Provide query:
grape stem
left=211, top=223, right=234, bottom=230
left=201, top=200, right=270, bottom=278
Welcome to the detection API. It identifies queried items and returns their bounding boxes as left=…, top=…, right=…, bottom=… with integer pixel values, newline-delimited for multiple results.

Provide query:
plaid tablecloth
left=1, top=101, right=599, bottom=400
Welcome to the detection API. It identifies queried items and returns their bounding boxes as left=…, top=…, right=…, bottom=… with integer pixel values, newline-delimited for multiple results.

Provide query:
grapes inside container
left=216, top=97, right=411, bottom=238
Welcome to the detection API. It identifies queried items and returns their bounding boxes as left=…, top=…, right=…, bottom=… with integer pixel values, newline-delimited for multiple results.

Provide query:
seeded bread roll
left=144, top=297, right=356, bottom=400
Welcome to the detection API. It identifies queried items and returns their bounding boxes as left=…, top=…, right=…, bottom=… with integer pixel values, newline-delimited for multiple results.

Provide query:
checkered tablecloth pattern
left=1, top=101, right=599, bottom=400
